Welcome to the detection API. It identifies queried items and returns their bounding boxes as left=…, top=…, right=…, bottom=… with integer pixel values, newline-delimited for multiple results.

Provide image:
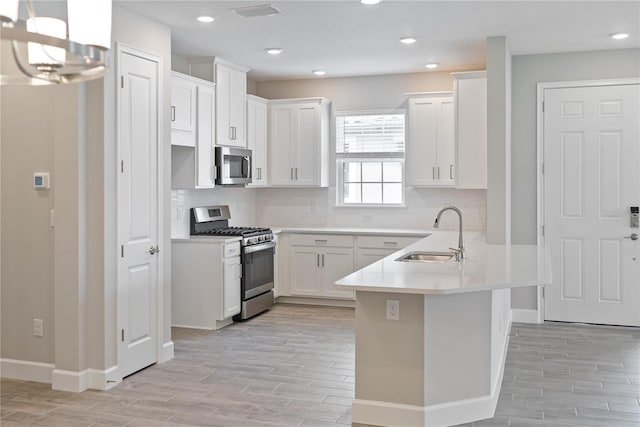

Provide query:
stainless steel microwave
left=215, top=147, right=252, bottom=185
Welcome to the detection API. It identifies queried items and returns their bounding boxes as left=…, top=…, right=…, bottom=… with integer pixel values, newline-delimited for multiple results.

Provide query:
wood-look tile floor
left=1, top=304, right=639, bottom=427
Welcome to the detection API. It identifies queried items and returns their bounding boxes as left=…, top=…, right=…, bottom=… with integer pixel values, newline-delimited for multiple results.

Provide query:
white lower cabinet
left=172, top=239, right=241, bottom=330
left=289, top=235, right=355, bottom=300
left=223, top=256, right=241, bottom=319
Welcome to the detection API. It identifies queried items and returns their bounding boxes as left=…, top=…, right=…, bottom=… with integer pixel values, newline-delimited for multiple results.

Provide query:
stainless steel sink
left=395, top=251, right=454, bottom=263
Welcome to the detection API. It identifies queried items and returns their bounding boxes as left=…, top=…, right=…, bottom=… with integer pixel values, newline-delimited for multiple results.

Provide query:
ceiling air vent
left=230, top=4, right=281, bottom=18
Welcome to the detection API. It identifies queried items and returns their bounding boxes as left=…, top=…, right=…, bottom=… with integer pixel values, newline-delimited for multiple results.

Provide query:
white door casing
left=543, top=81, right=640, bottom=326
left=117, top=46, right=161, bottom=378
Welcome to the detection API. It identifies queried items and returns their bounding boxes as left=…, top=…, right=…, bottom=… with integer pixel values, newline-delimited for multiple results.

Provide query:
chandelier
left=0, top=0, right=111, bottom=85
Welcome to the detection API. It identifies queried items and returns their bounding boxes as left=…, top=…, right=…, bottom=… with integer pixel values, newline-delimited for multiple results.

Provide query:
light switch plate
left=386, top=300, right=400, bottom=321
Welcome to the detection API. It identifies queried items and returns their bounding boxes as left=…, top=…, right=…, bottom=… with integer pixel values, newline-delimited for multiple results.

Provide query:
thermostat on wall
left=33, top=173, right=50, bottom=190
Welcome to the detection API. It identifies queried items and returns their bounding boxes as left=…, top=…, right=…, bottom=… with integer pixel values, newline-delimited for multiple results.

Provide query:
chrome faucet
left=433, top=206, right=465, bottom=261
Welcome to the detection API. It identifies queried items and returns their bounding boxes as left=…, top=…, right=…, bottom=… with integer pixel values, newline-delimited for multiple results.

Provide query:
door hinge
left=121, top=76, right=124, bottom=88
left=121, top=245, right=124, bottom=258
left=542, top=101, right=545, bottom=112
left=542, top=225, right=545, bottom=236
left=121, top=160, right=124, bottom=173
left=121, top=329, right=125, bottom=342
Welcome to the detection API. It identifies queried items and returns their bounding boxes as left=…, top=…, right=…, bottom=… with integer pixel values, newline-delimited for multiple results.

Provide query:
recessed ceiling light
left=197, top=16, right=215, bottom=23
left=361, top=0, right=381, bottom=4
left=265, top=48, right=283, bottom=55
left=425, top=63, right=439, bottom=69
left=313, top=70, right=326, bottom=76
left=609, top=32, right=629, bottom=40
left=399, top=37, right=418, bottom=45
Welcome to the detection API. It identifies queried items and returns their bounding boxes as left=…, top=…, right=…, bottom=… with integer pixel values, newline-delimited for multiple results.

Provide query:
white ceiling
left=118, top=1, right=639, bottom=81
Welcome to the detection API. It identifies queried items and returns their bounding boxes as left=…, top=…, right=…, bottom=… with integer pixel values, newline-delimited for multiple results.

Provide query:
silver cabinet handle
left=317, top=254, right=320, bottom=267
left=437, top=167, right=441, bottom=180
left=233, top=127, right=237, bottom=140
left=383, top=241, right=398, bottom=246
left=315, top=239, right=328, bottom=243
left=432, top=167, right=436, bottom=180
left=290, top=168, right=294, bottom=180
left=171, top=106, right=175, bottom=122
left=295, top=168, right=298, bottom=181
left=322, top=254, right=325, bottom=267
left=625, top=233, right=639, bottom=241
left=450, top=164, right=454, bottom=179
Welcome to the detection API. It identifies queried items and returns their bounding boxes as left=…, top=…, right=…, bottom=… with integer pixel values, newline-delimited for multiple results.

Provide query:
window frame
left=335, top=109, right=407, bottom=208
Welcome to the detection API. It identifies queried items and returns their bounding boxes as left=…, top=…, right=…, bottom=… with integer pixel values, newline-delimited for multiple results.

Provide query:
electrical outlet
left=386, top=300, right=400, bottom=321
left=33, top=319, right=43, bottom=337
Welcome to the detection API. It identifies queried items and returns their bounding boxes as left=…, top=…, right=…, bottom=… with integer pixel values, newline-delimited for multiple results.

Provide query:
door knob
left=148, top=246, right=160, bottom=255
left=624, top=233, right=639, bottom=241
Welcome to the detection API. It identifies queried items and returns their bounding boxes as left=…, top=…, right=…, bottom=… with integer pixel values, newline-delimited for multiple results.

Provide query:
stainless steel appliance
left=191, top=206, right=275, bottom=320
left=215, top=147, right=252, bottom=185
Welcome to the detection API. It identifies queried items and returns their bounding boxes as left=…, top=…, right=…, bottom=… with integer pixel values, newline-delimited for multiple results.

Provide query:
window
left=336, top=111, right=405, bottom=206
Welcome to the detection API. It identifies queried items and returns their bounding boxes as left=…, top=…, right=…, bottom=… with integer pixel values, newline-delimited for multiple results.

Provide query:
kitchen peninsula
left=335, top=232, right=552, bottom=427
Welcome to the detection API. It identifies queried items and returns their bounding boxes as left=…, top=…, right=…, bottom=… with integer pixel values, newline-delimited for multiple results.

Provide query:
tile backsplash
left=172, top=186, right=486, bottom=237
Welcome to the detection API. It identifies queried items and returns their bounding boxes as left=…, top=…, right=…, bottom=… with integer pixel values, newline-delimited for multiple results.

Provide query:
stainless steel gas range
left=190, top=206, right=275, bottom=320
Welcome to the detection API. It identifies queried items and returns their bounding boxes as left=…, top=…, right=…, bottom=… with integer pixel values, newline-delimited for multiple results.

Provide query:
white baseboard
left=352, top=399, right=426, bottom=427
left=512, top=308, right=542, bottom=324
left=52, top=369, right=88, bottom=392
left=276, top=296, right=355, bottom=308
left=160, top=341, right=174, bottom=363
left=0, top=358, right=54, bottom=384
left=87, top=366, right=119, bottom=390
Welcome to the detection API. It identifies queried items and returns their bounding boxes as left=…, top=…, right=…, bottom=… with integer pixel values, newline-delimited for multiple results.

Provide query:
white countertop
left=171, top=236, right=241, bottom=244
left=335, top=231, right=552, bottom=295
left=271, top=227, right=432, bottom=237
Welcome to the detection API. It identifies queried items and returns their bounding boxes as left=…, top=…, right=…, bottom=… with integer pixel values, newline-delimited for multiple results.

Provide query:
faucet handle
left=449, top=247, right=465, bottom=261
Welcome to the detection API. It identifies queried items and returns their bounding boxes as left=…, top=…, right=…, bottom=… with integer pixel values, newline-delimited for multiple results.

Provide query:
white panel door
left=544, top=83, right=640, bottom=326
left=322, top=248, right=355, bottom=299
left=215, top=63, right=232, bottom=146
left=247, top=97, right=268, bottom=187
left=118, top=50, right=159, bottom=377
left=170, top=74, right=196, bottom=147
left=222, top=257, right=241, bottom=319
left=229, top=67, right=246, bottom=147
left=295, top=104, right=320, bottom=186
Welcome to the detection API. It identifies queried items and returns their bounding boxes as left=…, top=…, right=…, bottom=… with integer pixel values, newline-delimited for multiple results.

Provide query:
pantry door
left=117, top=46, right=161, bottom=377
left=543, top=81, right=640, bottom=326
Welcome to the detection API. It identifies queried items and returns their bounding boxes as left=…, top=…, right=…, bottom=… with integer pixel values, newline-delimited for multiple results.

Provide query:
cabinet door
left=171, top=76, right=196, bottom=147
left=436, top=99, right=456, bottom=187
left=295, top=104, right=321, bottom=186
left=355, top=248, right=396, bottom=270
left=222, top=257, right=241, bottom=319
left=215, top=64, right=232, bottom=146
left=196, top=84, right=215, bottom=188
left=270, top=105, right=294, bottom=186
left=228, top=67, right=246, bottom=147
left=322, top=248, right=355, bottom=299
left=247, top=98, right=268, bottom=187
left=407, top=98, right=438, bottom=186
left=289, top=247, right=322, bottom=296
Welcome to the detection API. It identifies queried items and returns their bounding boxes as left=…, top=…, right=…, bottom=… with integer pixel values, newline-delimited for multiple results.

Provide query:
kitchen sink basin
left=396, top=251, right=454, bottom=263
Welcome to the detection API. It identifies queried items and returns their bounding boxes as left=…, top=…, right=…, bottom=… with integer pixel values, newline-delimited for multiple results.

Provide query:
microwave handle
left=243, top=156, right=251, bottom=179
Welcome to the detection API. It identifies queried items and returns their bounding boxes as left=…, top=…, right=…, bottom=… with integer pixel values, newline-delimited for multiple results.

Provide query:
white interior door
left=118, top=49, right=160, bottom=377
left=544, top=83, right=640, bottom=326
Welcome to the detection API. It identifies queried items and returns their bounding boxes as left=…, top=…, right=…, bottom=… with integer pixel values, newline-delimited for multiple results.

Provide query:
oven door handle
left=243, top=241, right=276, bottom=254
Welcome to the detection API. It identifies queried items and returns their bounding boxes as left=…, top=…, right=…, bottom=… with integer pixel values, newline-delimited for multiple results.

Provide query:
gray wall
left=510, top=48, right=640, bottom=310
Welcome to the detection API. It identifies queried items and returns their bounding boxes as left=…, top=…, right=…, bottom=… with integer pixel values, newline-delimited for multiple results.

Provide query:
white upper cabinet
left=269, top=98, right=330, bottom=187
left=453, top=71, right=487, bottom=189
left=171, top=72, right=215, bottom=189
left=247, top=95, right=268, bottom=187
left=406, top=93, right=455, bottom=187
left=170, top=73, right=197, bottom=147
left=215, top=60, right=248, bottom=148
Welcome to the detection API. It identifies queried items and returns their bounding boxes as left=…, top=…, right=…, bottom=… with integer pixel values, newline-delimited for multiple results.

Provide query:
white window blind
left=336, top=113, right=405, bottom=157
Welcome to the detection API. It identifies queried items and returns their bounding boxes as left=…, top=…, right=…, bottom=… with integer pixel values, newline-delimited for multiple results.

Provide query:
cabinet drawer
left=290, top=234, right=353, bottom=248
left=224, top=241, right=241, bottom=258
left=356, top=235, right=423, bottom=250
